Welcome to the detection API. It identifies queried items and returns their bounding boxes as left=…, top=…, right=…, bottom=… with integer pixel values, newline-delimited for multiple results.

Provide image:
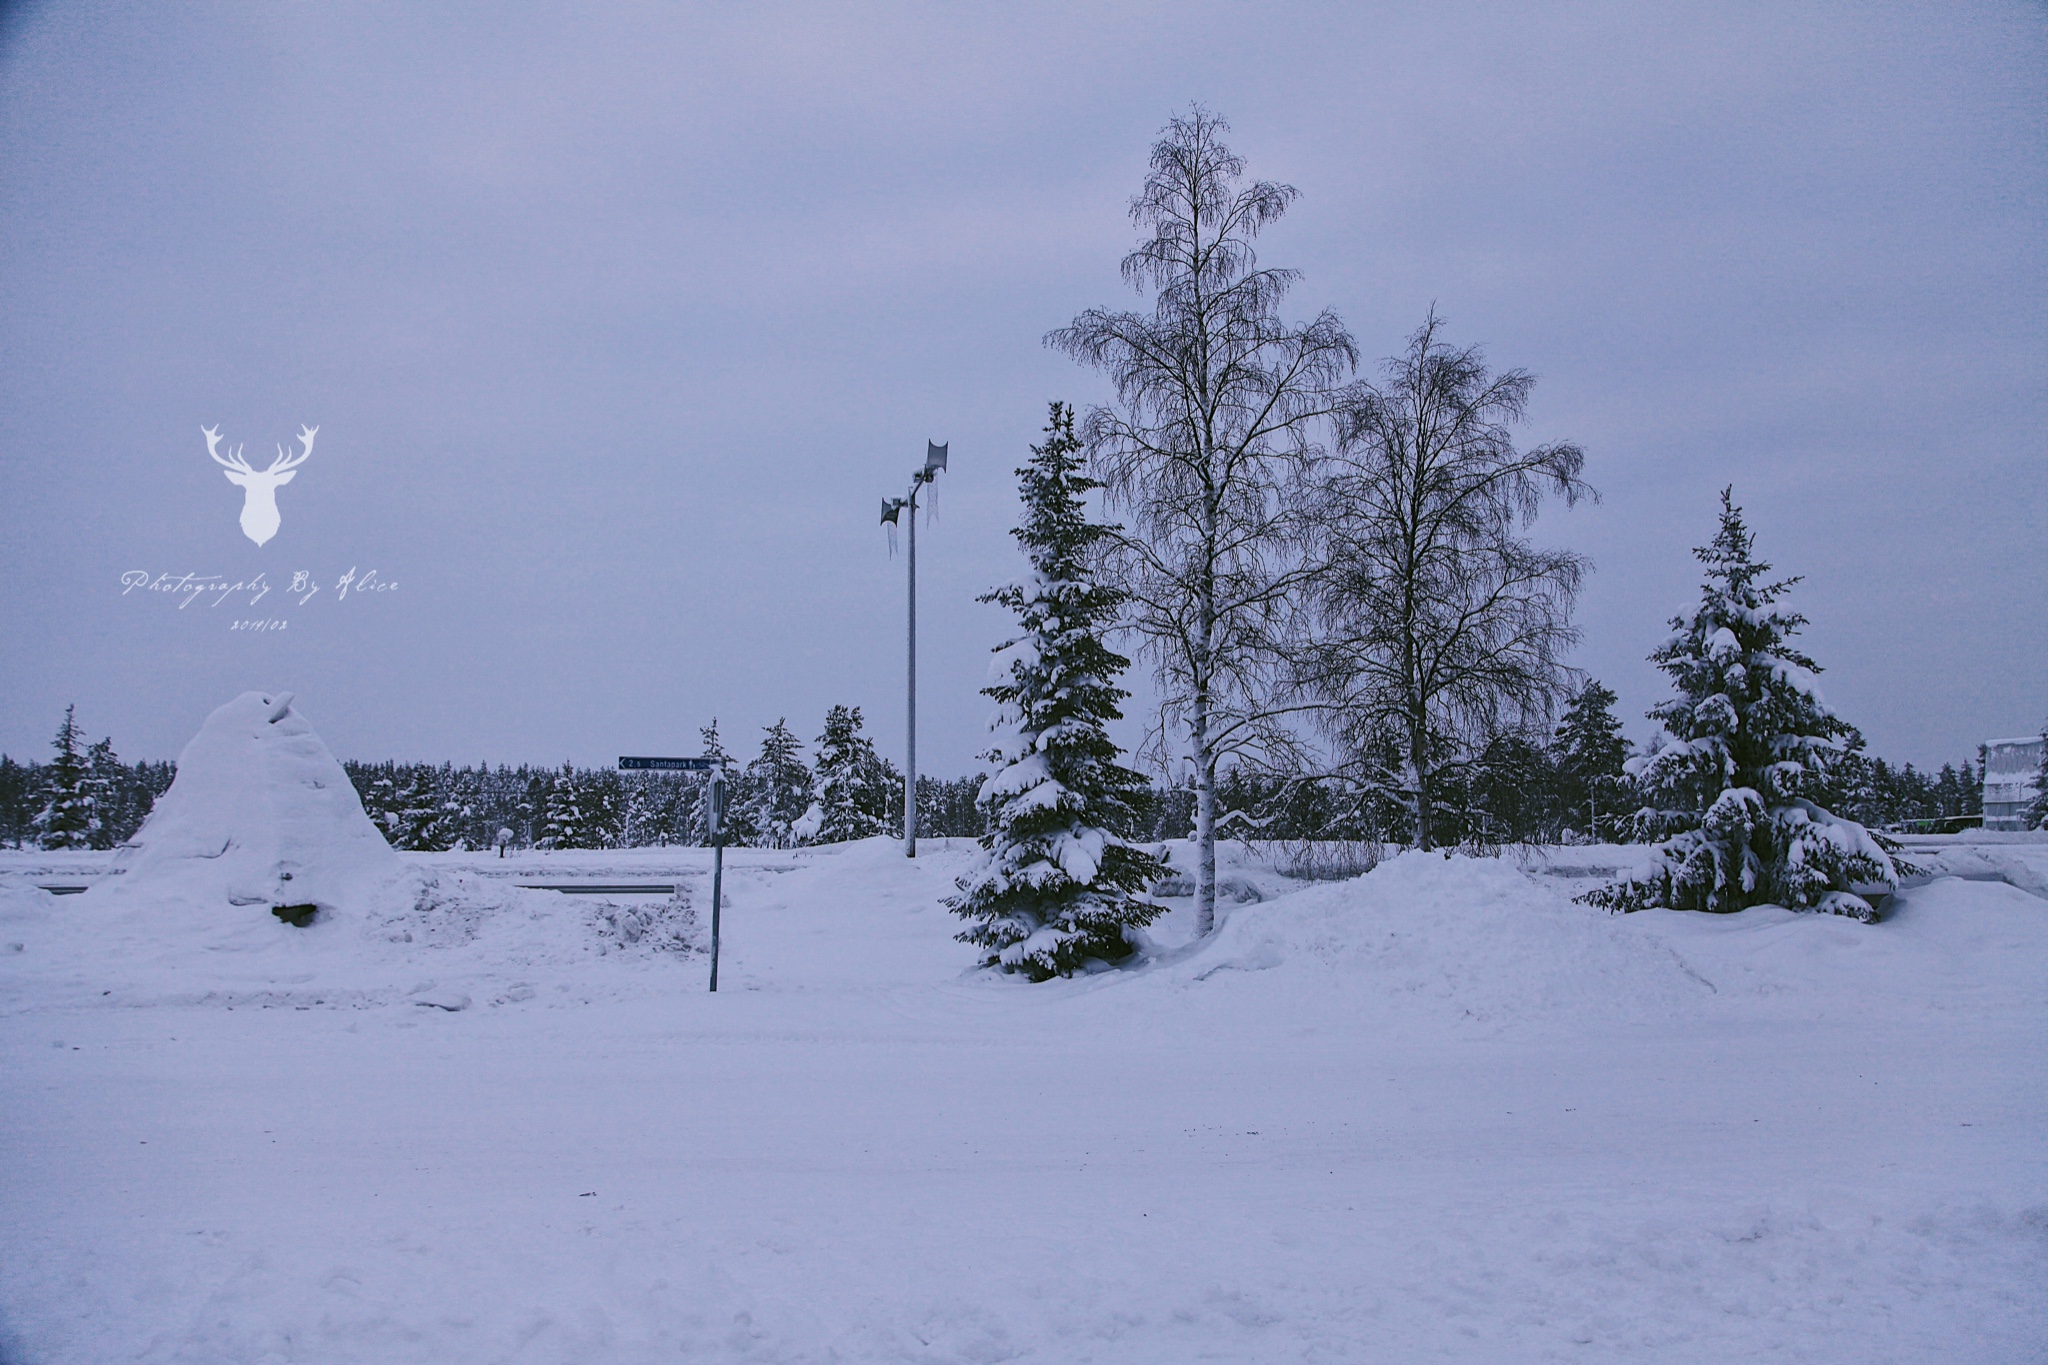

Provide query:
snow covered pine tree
left=808, top=705, right=894, bottom=843
left=742, top=719, right=814, bottom=850
left=34, top=705, right=99, bottom=850
left=1586, top=489, right=1909, bottom=921
left=947, top=402, right=1165, bottom=979
left=1553, top=679, right=1632, bottom=843
left=388, top=765, right=463, bottom=851
left=540, top=762, right=603, bottom=850
left=690, top=720, right=742, bottom=846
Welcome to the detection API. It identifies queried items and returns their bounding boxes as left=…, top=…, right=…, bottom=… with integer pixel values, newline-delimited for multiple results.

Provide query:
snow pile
left=89, top=691, right=404, bottom=936
left=1903, top=838, right=2048, bottom=900
left=1166, top=849, right=1715, bottom=1029
left=9, top=692, right=714, bottom=1008
left=1645, top=873, right=2048, bottom=1017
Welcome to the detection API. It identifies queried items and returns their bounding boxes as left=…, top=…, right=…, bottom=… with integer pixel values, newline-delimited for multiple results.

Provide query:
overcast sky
left=1, top=1, right=2041, bottom=776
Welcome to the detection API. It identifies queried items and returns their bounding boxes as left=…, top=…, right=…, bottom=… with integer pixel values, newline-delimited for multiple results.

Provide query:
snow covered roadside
left=1, top=840, right=2043, bottom=1363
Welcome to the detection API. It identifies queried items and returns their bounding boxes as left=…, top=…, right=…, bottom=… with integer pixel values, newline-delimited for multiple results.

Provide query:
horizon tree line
left=0, top=693, right=1991, bottom=857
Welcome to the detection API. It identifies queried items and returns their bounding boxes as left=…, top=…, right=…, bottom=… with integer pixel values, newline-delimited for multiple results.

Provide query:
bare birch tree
left=1298, top=312, right=1593, bottom=849
left=1048, top=108, right=1355, bottom=935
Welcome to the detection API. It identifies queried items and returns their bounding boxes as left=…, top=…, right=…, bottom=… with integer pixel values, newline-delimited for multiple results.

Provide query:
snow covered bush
left=947, top=402, right=1165, bottom=979
left=1585, top=490, right=1908, bottom=921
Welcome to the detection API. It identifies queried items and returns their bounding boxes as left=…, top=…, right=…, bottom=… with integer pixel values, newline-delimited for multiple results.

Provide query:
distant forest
left=0, top=701, right=1988, bottom=853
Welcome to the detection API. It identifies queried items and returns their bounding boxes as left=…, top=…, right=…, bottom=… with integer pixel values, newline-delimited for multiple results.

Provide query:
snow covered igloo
left=92, top=690, right=402, bottom=929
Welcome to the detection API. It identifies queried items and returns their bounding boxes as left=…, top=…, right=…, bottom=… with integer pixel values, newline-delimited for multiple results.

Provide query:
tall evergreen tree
left=540, top=762, right=602, bottom=849
left=585, top=768, right=627, bottom=847
left=84, top=736, right=125, bottom=850
left=34, top=706, right=98, bottom=851
left=1463, top=733, right=1558, bottom=847
left=809, top=705, right=893, bottom=844
left=743, top=719, right=814, bottom=849
left=619, top=775, right=661, bottom=848
left=692, top=719, right=748, bottom=846
left=1933, top=761, right=1974, bottom=821
left=1553, top=679, right=1632, bottom=842
left=948, top=402, right=1166, bottom=979
left=388, top=765, right=463, bottom=851
left=0, top=755, right=33, bottom=847
left=1588, top=490, right=1906, bottom=920
left=357, top=763, right=401, bottom=841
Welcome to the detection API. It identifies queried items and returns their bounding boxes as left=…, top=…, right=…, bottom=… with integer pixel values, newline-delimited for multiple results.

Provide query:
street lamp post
left=880, top=440, right=947, bottom=858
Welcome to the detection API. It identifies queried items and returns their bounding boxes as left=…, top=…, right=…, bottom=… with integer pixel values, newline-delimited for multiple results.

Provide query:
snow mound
left=91, top=690, right=404, bottom=935
left=1171, top=850, right=1715, bottom=1029
left=1156, top=848, right=2048, bottom=1035
left=1904, top=841, right=2048, bottom=900
left=1642, top=874, right=2048, bottom=1016
left=7, top=691, right=707, bottom=1007
left=3, top=864, right=705, bottom=1013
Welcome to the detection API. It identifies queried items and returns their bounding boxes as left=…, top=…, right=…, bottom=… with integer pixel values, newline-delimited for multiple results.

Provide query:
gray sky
left=2, top=1, right=2042, bottom=775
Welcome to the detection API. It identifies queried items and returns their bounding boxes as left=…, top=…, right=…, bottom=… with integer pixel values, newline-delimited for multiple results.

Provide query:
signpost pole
left=708, top=770, right=725, bottom=993
left=618, top=755, right=726, bottom=993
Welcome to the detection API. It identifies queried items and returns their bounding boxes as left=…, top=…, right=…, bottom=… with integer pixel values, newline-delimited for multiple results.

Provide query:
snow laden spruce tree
left=1553, top=679, right=1632, bottom=843
left=808, top=705, right=896, bottom=843
left=947, top=403, right=1166, bottom=979
left=742, top=719, right=814, bottom=850
left=35, top=704, right=100, bottom=851
left=1586, top=490, right=1908, bottom=921
left=539, top=762, right=598, bottom=850
left=689, top=719, right=741, bottom=846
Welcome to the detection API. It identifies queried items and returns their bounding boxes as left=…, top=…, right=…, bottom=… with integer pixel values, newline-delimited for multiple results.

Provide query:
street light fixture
left=880, top=441, right=948, bottom=857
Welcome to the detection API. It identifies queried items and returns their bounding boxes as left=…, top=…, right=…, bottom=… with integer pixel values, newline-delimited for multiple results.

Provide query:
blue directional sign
left=618, top=756, right=720, bottom=771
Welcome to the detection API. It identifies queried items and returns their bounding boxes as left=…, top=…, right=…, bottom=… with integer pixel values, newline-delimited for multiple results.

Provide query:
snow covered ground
left=2, top=837, right=2043, bottom=1363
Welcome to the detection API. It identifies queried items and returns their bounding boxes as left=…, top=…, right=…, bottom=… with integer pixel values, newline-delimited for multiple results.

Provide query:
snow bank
left=1163, top=849, right=1715, bottom=1030
left=1902, top=839, right=2048, bottom=900
left=3, top=693, right=714, bottom=1010
left=1148, top=846, right=2048, bottom=1035
left=1639, top=873, right=2048, bottom=1016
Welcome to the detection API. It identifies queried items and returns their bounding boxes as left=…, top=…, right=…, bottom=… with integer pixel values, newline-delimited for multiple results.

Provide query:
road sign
left=619, top=753, right=728, bottom=992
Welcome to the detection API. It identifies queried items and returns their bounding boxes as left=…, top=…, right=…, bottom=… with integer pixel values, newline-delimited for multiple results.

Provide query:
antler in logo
left=204, top=425, right=315, bottom=547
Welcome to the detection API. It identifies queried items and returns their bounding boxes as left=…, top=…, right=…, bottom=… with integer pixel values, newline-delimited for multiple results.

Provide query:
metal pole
left=905, top=478, right=918, bottom=857
left=708, top=771, right=724, bottom=992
